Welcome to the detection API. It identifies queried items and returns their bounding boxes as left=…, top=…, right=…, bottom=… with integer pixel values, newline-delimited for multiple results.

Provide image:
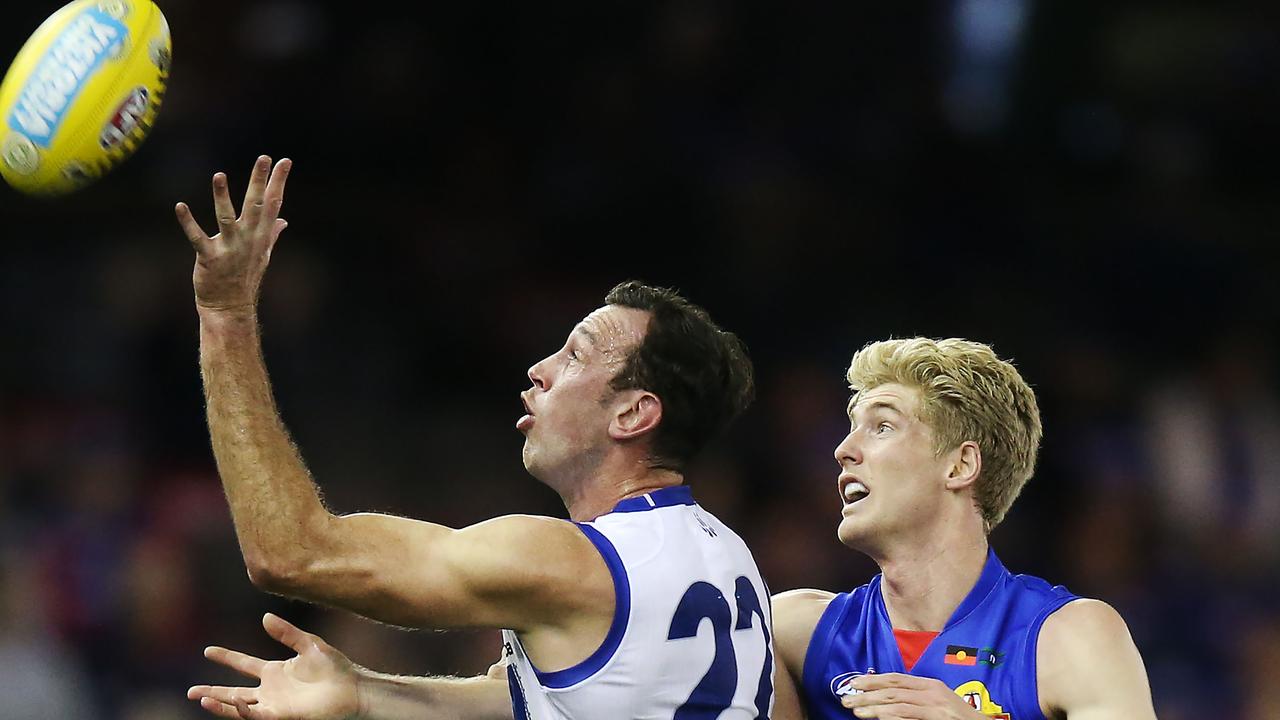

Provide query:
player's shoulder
left=771, top=589, right=838, bottom=671
left=1039, top=598, right=1132, bottom=649
left=1037, top=598, right=1140, bottom=692
left=773, top=588, right=838, bottom=611
left=464, top=513, right=580, bottom=539
left=1036, top=599, right=1156, bottom=718
left=456, top=514, right=599, bottom=567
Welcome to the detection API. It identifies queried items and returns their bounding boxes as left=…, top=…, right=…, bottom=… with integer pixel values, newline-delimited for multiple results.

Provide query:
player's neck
left=875, top=527, right=989, bottom=633
left=561, top=456, right=684, bottom=522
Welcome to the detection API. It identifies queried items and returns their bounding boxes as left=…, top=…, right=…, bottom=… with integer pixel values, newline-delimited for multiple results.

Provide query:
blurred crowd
left=1, top=1, right=1277, bottom=718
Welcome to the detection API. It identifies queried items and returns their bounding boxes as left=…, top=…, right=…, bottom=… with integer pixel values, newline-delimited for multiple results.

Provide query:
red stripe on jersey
left=892, top=629, right=939, bottom=671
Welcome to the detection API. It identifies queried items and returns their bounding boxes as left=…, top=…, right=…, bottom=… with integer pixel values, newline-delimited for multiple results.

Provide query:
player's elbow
left=244, top=552, right=308, bottom=594
left=240, top=513, right=344, bottom=594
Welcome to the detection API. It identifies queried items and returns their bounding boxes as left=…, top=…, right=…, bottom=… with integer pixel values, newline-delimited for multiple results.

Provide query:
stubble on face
left=521, top=306, right=650, bottom=482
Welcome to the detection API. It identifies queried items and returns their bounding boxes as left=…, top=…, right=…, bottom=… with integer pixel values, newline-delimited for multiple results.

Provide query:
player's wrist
left=352, top=668, right=370, bottom=720
left=196, top=302, right=259, bottom=324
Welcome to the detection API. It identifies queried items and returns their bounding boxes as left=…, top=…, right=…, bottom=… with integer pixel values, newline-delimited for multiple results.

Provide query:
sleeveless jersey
left=502, top=485, right=775, bottom=720
left=802, top=550, right=1078, bottom=720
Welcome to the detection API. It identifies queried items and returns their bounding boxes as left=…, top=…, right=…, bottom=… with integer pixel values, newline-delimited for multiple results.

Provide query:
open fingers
left=267, top=218, right=289, bottom=255
left=211, top=171, right=239, bottom=235
left=190, top=685, right=264, bottom=720
left=205, top=645, right=267, bottom=679
left=234, top=695, right=267, bottom=720
left=260, top=158, right=292, bottom=228
left=175, top=202, right=211, bottom=253
left=262, top=612, right=317, bottom=656
left=190, top=685, right=256, bottom=704
left=196, top=696, right=248, bottom=720
left=241, top=155, right=272, bottom=227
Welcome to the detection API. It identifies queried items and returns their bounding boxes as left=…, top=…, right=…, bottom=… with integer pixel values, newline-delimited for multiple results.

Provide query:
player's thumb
left=270, top=218, right=288, bottom=245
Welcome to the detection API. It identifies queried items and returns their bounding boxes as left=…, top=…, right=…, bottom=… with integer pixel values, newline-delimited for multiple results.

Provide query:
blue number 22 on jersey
left=667, top=576, right=774, bottom=719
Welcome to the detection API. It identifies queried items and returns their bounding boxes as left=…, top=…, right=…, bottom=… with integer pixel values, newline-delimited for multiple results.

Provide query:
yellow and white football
left=0, top=0, right=171, bottom=196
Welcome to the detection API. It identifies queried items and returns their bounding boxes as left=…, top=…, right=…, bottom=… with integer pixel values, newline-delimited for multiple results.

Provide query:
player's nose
left=834, top=430, right=862, bottom=466
left=527, top=357, right=549, bottom=390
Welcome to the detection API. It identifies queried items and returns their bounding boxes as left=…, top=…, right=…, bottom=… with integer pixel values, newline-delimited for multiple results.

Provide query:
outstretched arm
left=189, top=613, right=512, bottom=720
left=176, top=157, right=612, bottom=634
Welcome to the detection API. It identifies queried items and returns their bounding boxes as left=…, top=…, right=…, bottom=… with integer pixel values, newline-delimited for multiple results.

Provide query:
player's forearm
left=198, top=306, right=334, bottom=583
left=356, top=672, right=513, bottom=720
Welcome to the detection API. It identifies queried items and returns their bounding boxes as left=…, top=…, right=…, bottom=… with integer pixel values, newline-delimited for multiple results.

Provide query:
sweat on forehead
left=580, top=307, right=648, bottom=352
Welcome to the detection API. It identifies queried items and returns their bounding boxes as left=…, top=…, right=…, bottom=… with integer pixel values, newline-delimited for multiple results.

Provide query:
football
left=0, top=0, right=171, bottom=196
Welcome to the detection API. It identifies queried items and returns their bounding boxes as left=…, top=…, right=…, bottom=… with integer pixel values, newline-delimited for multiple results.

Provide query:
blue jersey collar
left=609, top=485, right=695, bottom=513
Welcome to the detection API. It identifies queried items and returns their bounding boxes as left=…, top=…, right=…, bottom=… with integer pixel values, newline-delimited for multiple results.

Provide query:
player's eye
left=875, top=422, right=892, bottom=434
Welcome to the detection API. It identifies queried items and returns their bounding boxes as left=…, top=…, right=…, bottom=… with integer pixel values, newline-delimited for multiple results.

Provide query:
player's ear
left=944, top=441, right=981, bottom=491
left=610, top=390, right=662, bottom=441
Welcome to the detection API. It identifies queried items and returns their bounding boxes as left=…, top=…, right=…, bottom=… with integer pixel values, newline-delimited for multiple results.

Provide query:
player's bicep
left=307, top=513, right=597, bottom=631
left=1036, top=599, right=1157, bottom=720
left=771, top=589, right=834, bottom=683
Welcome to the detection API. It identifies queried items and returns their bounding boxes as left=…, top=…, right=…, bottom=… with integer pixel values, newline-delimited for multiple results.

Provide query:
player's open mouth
left=840, top=476, right=870, bottom=505
left=517, top=393, right=535, bottom=431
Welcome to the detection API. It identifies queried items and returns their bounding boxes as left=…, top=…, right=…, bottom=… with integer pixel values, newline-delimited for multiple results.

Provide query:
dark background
left=2, top=1, right=1278, bottom=718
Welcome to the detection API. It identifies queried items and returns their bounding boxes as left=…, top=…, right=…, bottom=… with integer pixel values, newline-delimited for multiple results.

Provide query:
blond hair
left=846, top=338, right=1042, bottom=532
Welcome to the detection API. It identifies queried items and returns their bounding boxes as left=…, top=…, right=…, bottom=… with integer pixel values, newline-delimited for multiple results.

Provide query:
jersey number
left=666, top=577, right=774, bottom=719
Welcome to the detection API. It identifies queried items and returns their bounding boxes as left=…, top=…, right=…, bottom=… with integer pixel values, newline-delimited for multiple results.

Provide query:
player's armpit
left=1036, top=599, right=1158, bottom=720
left=255, top=512, right=613, bottom=633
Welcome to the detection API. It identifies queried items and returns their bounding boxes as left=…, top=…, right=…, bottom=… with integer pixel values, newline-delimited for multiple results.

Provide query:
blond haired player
left=771, top=338, right=1157, bottom=720
left=176, top=156, right=775, bottom=719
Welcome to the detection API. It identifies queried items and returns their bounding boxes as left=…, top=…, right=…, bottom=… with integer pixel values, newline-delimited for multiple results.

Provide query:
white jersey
left=502, top=485, right=774, bottom=720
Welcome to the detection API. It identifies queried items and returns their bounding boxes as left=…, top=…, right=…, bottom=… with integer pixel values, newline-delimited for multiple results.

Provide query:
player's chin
left=836, top=514, right=871, bottom=549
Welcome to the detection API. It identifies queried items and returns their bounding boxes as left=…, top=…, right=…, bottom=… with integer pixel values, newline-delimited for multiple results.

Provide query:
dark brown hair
left=605, top=281, right=755, bottom=471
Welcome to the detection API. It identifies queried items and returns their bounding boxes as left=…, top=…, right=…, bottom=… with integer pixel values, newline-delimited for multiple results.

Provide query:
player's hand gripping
left=187, top=613, right=360, bottom=720
left=840, top=673, right=989, bottom=720
left=176, top=155, right=292, bottom=312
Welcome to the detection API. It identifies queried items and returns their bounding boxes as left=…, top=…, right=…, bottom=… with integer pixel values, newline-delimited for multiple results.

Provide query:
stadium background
left=1, top=1, right=1277, bottom=718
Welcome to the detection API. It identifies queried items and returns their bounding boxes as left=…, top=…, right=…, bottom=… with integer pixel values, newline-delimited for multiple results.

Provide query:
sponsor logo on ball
left=149, top=39, right=171, bottom=73
left=2, top=133, right=39, bottom=175
left=62, top=161, right=96, bottom=187
left=97, top=0, right=130, bottom=20
left=7, top=7, right=130, bottom=148
left=100, top=87, right=149, bottom=149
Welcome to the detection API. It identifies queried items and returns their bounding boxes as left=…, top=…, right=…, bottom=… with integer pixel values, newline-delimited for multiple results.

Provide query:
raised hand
left=187, top=613, right=360, bottom=720
left=839, top=673, right=989, bottom=720
left=176, top=155, right=292, bottom=312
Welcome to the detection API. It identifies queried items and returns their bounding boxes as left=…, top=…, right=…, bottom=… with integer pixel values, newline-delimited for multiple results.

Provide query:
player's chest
left=814, top=630, right=1025, bottom=719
